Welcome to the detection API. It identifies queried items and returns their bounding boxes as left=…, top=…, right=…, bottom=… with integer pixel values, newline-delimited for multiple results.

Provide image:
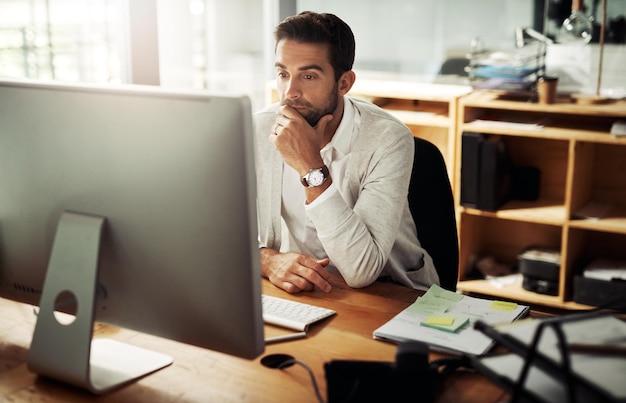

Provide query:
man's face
left=274, top=39, right=339, bottom=127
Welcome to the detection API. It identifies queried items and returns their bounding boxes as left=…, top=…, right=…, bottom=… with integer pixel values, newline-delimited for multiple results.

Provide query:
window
left=155, top=0, right=266, bottom=109
left=0, top=0, right=126, bottom=83
left=0, top=0, right=267, bottom=109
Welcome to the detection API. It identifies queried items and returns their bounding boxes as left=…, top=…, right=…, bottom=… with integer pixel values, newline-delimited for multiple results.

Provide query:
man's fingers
left=276, top=105, right=299, bottom=120
left=299, top=259, right=332, bottom=292
left=267, top=252, right=332, bottom=293
left=314, top=114, right=333, bottom=135
left=284, top=256, right=332, bottom=293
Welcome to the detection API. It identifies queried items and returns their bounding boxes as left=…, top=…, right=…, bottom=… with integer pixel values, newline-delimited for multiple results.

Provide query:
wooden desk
left=0, top=277, right=508, bottom=402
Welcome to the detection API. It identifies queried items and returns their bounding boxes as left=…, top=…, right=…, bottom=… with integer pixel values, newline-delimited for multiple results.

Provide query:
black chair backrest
left=408, top=137, right=459, bottom=291
left=438, top=57, right=470, bottom=76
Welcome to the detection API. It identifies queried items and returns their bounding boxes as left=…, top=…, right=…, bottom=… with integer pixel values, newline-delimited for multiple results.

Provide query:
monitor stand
left=27, top=211, right=173, bottom=394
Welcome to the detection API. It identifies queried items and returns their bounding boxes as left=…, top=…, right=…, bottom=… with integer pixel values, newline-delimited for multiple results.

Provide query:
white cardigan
left=253, top=97, right=439, bottom=291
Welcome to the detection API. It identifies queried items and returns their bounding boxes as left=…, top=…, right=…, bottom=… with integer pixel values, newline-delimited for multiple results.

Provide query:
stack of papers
left=583, top=257, right=626, bottom=281
left=472, top=119, right=544, bottom=131
left=611, top=120, right=626, bottom=137
left=373, top=285, right=529, bottom=355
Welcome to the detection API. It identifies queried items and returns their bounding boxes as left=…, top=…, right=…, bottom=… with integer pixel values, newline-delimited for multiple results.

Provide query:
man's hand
left=260, top=248, right=333, bottom=294
left=269, top=105, right=332, bottom=175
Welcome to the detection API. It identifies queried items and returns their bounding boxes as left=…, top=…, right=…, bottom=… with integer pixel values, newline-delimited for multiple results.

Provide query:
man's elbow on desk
left=332, top=257, right=386, bottom=289
left=339, top=271, right=379, bottom=289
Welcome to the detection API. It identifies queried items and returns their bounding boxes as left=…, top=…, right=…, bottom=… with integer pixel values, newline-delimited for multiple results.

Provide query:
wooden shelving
left=455, top=90, right=626, bottom=309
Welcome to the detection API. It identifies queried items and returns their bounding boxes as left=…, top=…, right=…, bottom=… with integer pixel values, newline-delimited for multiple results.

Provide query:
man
left=255, top=11, right=439, bottom=294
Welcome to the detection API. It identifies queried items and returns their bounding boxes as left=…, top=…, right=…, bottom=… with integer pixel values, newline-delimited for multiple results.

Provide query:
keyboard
left=262, top=294, right=336, bottom=331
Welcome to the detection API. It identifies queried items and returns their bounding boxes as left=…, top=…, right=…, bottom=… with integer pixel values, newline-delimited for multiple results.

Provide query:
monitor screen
left=0, top=78, right=264, bottom=392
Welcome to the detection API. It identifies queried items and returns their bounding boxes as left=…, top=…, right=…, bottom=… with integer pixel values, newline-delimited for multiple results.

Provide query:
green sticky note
left=422, top=284, right=464, bottom=304
left=405, top=296, right=447, bottom=316
left=491, top=300, right=517, bottom=311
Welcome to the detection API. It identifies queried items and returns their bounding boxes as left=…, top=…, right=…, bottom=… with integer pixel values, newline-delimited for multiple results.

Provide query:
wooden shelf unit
left=454, top=90, right=626, bottom=309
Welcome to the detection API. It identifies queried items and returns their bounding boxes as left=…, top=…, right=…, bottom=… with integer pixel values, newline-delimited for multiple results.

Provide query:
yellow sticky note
left=491, top=300, right=517, bottom=311
left=425, top=316, right=455, bottom=326
left=421, top=314, right=469, bottom=333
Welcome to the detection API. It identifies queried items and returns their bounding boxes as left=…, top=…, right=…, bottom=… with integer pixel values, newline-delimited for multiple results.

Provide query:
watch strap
left=301, top=165, right=329, bottom=187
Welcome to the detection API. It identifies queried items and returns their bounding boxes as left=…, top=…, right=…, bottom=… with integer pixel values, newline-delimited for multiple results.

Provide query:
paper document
left=472, top=314, right=626, bottom=402
left=583, top=257, right=626, bottom=281
left=372, top=285, right=529, bottom=355
left=472, top=119, right=544, bottom=131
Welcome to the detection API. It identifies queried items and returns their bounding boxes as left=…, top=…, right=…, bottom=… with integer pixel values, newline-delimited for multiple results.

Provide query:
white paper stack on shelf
left=611, top=120, right=626, bottom=137
left=469, top=42, right=545, bottom=92
left=583, top=257, right=626, bottom=282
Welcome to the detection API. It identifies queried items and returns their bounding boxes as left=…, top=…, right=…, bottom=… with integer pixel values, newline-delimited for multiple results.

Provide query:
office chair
left=438, top=57, right=469, bottom=76
left=408, top=137, right=459, bottom=291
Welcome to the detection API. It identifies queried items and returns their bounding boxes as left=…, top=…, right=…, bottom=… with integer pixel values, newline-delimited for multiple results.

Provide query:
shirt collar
left=321, top=96, right=358, bottom=157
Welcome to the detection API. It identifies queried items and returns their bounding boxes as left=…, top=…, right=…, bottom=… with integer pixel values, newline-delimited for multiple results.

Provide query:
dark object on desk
left=409, top=137, right=459, bottom=291
left=325, top=341, right=462, bottom=403
left=574, top=276, right=626, bottom=311
left=260, top=353, right=296, bottom=369
left=262, top=353, right=325, bottom=403
left=519, top=247, right=560, bottom=296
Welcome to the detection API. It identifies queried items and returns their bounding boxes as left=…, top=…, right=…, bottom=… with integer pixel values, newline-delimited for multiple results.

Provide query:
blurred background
left=0, top=0, right=624, bottom=110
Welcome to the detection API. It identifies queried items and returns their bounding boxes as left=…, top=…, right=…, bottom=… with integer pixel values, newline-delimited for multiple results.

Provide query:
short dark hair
left=274, top=11, right=355, bottom=81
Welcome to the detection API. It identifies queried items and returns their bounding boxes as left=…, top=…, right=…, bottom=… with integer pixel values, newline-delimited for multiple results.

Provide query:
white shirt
left=280, top=96, right=361, bottom=261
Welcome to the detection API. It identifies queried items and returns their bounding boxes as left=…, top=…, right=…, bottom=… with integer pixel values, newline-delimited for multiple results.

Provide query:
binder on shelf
left=479, top=136, right=511, bottom=211
left=460, top=131, right=482, bottom=208
left=460, top=132, right=512, bottom=212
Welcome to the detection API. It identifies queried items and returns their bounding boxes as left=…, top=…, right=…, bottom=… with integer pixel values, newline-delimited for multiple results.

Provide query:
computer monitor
left=0, top=78, right=264, bottom=393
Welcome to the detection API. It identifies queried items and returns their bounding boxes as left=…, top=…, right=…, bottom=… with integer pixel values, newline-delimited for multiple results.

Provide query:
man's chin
left=280, top=102, right=328, bottom=127
left=296, top=109, right=321, bottom=127
left=305, top=115, right=322, bottom=127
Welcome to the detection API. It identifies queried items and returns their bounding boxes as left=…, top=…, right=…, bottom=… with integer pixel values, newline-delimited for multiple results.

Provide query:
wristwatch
left=301, top=165, right=329, bottom=187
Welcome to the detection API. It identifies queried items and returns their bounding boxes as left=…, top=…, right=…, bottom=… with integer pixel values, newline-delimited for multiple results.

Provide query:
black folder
left=460, top=132, right=482, bottom=208
left=461, top=132, right=511, bottom=212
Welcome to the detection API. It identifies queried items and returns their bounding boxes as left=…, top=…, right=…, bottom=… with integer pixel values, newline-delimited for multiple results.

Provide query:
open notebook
left=373, top=284, right=529, bottom=355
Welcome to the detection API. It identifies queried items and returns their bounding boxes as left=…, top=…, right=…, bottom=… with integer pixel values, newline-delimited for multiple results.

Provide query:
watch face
left=307, top=169, right=325, bottom=186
